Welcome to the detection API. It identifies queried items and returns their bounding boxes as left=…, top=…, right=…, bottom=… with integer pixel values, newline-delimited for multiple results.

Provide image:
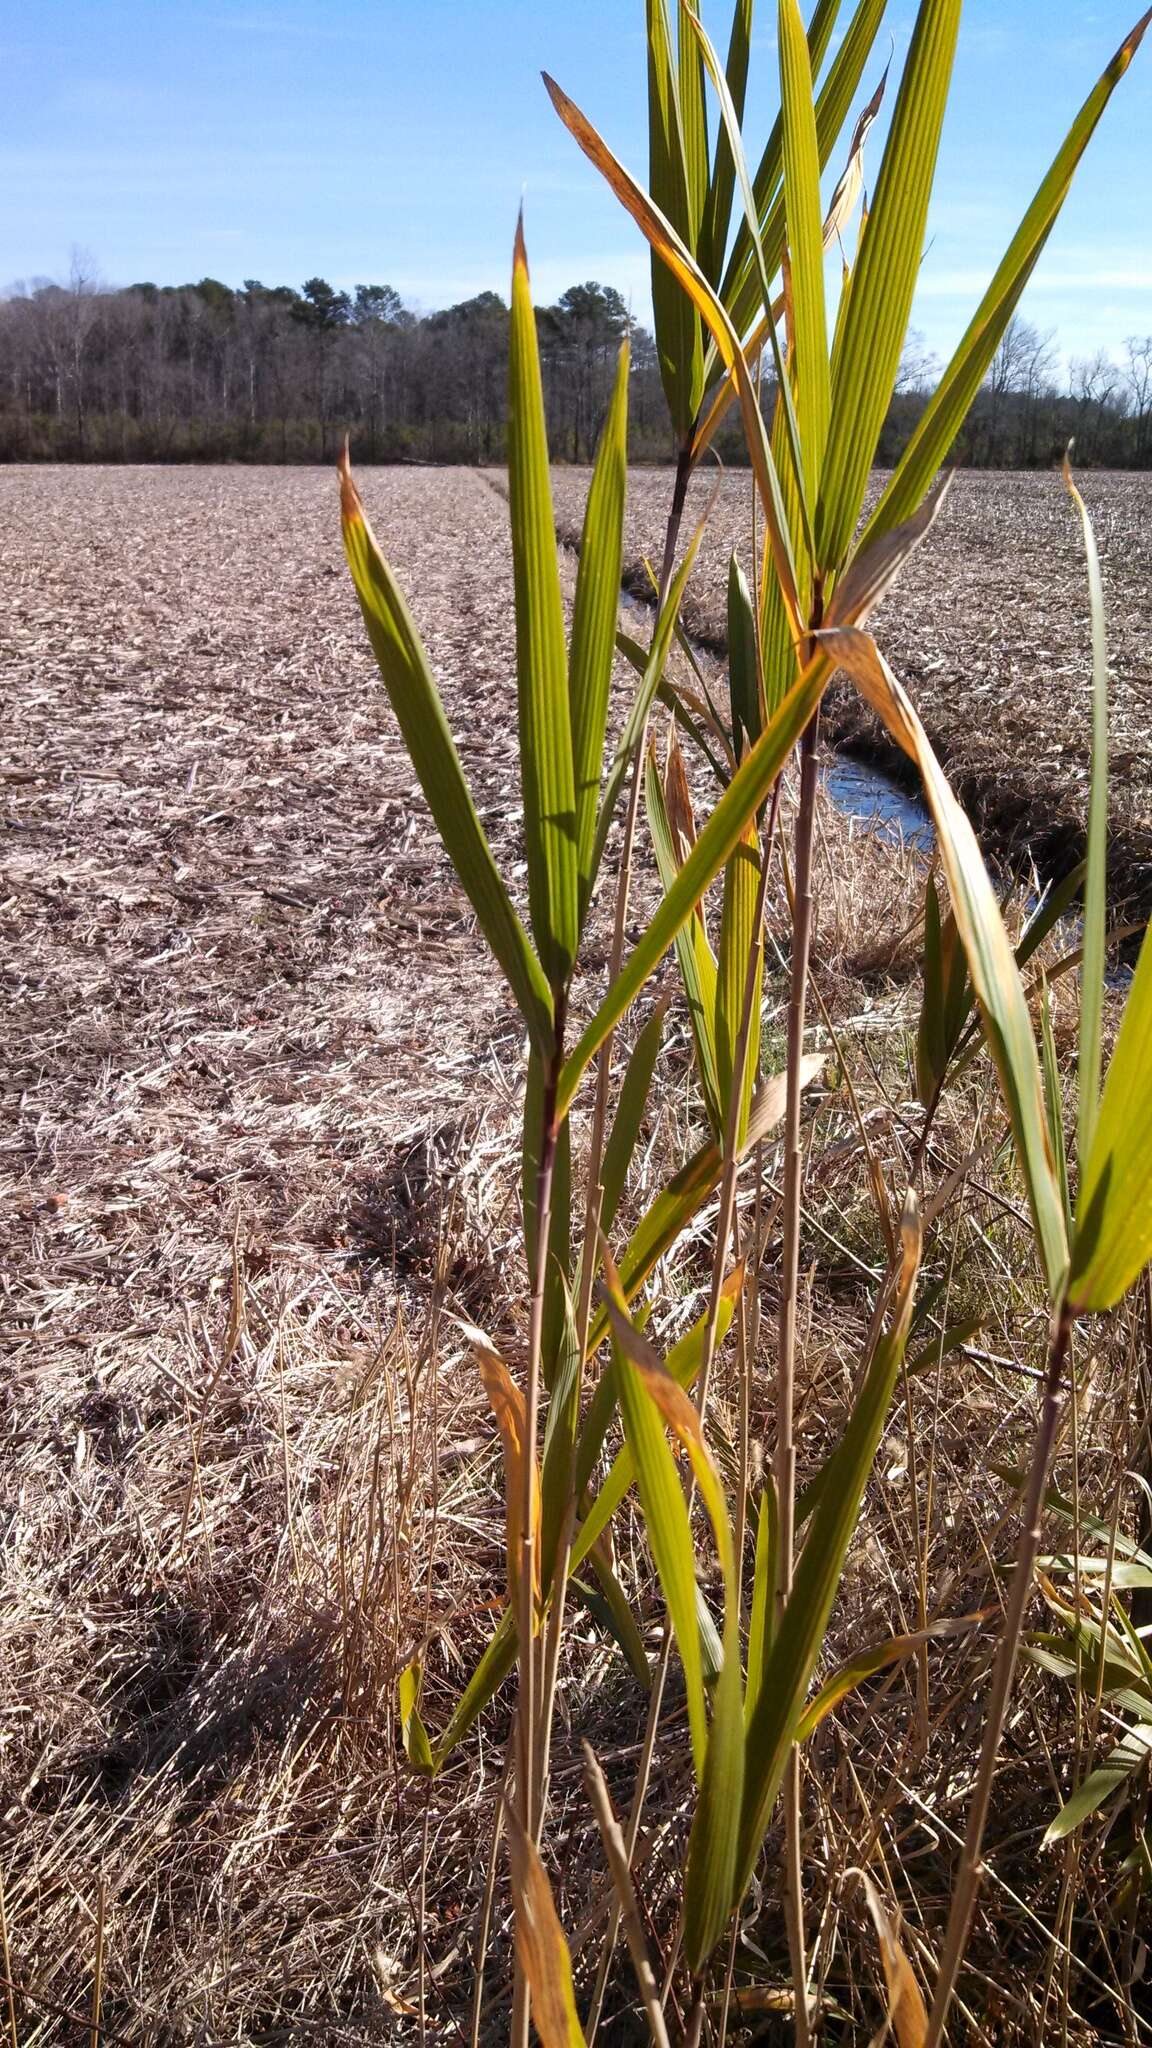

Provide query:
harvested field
left=546, top=465, right=1152, bottom=911
left=1, top=464, right=554, bottom=2038
left=1, top=465, right=1145, bottom=2042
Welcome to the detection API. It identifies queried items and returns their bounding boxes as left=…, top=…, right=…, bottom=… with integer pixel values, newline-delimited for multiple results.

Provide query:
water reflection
left=822, top=754, right=935, bottom=852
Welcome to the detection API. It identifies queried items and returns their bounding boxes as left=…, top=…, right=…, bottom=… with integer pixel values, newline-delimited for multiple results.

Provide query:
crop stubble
left=0, top=461, right=1140, bottom=2035
left=0, top=463, right=575, bottom=2033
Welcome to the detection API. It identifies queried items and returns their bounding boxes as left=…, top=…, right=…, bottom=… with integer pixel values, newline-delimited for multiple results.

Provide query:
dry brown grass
left=1, top=466, right=535, bottom=2039
left=2, top=466, right=1147, bottom=2042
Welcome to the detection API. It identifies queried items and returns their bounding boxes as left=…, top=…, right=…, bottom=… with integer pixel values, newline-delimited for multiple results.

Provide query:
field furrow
left=545, top=464, right=1152, bottom=908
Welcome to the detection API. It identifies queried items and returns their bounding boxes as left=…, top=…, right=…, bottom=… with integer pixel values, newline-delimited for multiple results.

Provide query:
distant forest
left=2, top=261, right=1151, bottom=469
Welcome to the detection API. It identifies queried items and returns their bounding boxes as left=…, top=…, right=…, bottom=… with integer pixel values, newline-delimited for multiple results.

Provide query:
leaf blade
left=1044, top=1726, right=1152, bottom=1845
left=778, top=0, right=831, bottom=504
left=819, top=625, right=1069, bottom=1301
left=339, top=456, right=553, bottom=1055
left=506, top=1807, right=588, bottom=2047
left=1062, top=452, right=1109, bottom=1174
left=699, top=0, right=754, bottom=286
left=862, top=1875, right=930, bottom=2048
left=606, top=1317, right=709, bottom=1776
left=738, top=1199, right=922, bottom=1896
left=508, top=217, right=579, bottom=989
left=570, top=1271, right=742, bottom=1576
left=397, top=1660, right=436, bottom=1775
left=720, top=0, right=855, bottom=323
left=571, top=341, right=631, bottom=920
left=816, top=0, right=963, bottom=571
left=646, top=739, right=724, bottom=1135
left=465, top=1321, right=542, bottom=1621
left=863, top=9, right=1152, bottom=545
left=600, top=997, right=671, bottom=1236
left=647, top=0, right=705, bottom=437
left=558, top=646, right=831, bottom=1118
left=574, top=1064, right=820, bottom=1497
left=543, top=66, right=802, bottom=637
left=1070, top=920, right=1152, bottom=1311
left=589, top=511, right=708, bottom=899
left=715, top=824, right=763, bottom=1149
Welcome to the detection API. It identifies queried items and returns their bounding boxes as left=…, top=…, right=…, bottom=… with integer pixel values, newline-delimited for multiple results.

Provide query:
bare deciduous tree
left=1125, top=333, right=1152, bottom=464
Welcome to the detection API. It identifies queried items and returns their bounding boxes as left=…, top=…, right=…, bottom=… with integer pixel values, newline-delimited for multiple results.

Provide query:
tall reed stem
left=776, top=703, right=821, bottom=2047
left=579, top=448, right=692, bottom=2039
left=658, top=444, right=693, bottom=602
left=519, top=1050, right=561, bottom=1841
left=575, top=481, right=685, bottom=1365
left=579, top=436, right=692, bottom=1371
left=924, top=1299, right=1074, bottom=2045
left=512, top=1045, right=561, bottom=2048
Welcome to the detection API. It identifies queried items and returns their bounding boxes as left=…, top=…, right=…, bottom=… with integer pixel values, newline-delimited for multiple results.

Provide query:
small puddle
left=823, top=755, right=934, bottom=852
left=619, top=584, right=935, bottom=853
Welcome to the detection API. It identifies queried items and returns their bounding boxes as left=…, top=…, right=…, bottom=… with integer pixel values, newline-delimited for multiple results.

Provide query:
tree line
left=0, top=261, right=670, bottom=465
left=1, top=258, right=1150, bottom=471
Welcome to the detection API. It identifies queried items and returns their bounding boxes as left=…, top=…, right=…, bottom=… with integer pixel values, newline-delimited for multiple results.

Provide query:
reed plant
left=341, top=3, right=1151, bottom=2038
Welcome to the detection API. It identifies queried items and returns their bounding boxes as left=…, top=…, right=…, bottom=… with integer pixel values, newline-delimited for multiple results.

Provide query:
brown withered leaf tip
left=513, top=206, right=529, bottom=280
left=1118, top=7, right=1152, bottom=68
left=337, top=437, right=363, bottom=524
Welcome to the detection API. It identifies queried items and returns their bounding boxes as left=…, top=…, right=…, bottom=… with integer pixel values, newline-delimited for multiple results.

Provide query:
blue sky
left=3, top=1, right=1150, bottom=368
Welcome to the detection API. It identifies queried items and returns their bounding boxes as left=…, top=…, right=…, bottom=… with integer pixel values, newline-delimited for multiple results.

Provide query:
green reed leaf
left=864, top=9, right=1152, bottom=546
left=744, top=1485, right=777, bottom=1728
left=1040, top=979, right=1072, bottom=1236
left=398, top=1660, right=436, bottom=1775
left=601, top=997, right=671, bottom=1237
left=1044, top=1727, right=1152, bottom=1846
left=508, top=216, right=579, bottom=990
left=727, top=552, right=762, bottom=759
left=571, top=341, right=630, bottom=922
left=544, top=67, right=802, bottom=637
left=1070, top=920, right=1152, bottom=1312
left=715, top=824, right=762, bottom=1150
left=590, top=513, right=707, bottom=898
left=778, top=0, right=831, bottom=504
left=738, top=1198, right=921, bottom=1897
left=817, top=0, right=962, bottom=572
left=720, top=0, right=844, bottom=322
left=678, top=0, right=710, bottom=239
left=647, top=0, right=705, bottom=437
left=339, top=454, right=553, bottom=1058
left=606, top=1303, right=709, bottom=1776
left=685, top=2, right=812, bottom=553
left=570, top=1272, right=742, bottom=1577
left=558, top=647, right=831, bottom=1119
left=699, top=0, right=753, bottom=287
